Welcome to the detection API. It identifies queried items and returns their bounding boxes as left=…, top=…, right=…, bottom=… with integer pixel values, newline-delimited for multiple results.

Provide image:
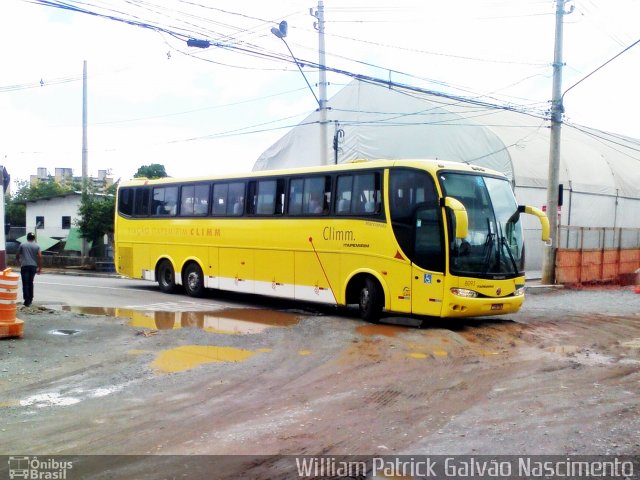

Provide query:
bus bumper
left=443, top=295, right=525, bottom=317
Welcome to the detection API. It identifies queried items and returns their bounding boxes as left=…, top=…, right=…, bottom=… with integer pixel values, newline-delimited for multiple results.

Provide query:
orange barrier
left=0, top=268, right=23, bottom=338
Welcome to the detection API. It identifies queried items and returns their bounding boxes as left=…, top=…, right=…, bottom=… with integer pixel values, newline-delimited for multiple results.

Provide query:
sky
left=1, top=0, right=639, bottom=190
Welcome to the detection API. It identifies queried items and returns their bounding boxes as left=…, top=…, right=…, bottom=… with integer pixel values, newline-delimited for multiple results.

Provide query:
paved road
left=32, top=272, right=257, bottom=311
left=5, top=269, right=640, bottom=479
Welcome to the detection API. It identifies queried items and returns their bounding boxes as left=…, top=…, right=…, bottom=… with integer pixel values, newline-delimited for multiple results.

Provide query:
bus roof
left=119, top=159, right=507, bottom=187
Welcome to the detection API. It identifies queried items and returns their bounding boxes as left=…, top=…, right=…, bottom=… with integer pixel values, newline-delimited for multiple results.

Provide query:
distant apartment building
left=30, top=167, right=114, bottom=191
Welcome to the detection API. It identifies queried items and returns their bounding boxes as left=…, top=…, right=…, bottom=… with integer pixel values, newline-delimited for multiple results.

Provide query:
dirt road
left=1, top=285, right=639, bottom=478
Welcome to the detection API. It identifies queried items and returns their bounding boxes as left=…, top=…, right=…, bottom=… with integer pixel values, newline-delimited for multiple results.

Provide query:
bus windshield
left=439, top=172, right=524, bottom=279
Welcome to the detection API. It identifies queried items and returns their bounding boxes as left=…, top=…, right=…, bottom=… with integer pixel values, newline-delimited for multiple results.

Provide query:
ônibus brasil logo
left=8, top=456, right=72, bottom=479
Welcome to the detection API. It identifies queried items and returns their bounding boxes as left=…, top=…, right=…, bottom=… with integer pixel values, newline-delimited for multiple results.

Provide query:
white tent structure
left=254, top=80, right=640, bottom=271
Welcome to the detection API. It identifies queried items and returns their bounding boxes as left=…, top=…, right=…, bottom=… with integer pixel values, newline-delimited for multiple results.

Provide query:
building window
left=62, top=216, right=71, bottom=229
left=36, top=216, right=45, bottom=229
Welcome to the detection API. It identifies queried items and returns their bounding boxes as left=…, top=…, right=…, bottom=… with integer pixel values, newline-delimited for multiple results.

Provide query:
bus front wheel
left=359, top=277, right=383, bottom=323
left=183, top=262, right=205, bottom=298
left=157, top=260, right=176, bottom=294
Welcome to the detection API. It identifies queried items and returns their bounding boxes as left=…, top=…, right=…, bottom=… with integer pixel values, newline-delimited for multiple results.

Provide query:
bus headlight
left=450, top=288, right=478, bottom=298
left=513, top=286, right=525, bottom=296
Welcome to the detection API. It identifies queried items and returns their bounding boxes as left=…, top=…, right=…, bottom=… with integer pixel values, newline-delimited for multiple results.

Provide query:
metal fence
left=559, top=226, right=640, bottom=250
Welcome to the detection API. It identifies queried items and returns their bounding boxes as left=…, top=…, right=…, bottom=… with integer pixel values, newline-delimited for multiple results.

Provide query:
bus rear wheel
left=157, top=260, right=176, bottom=294
left=184, top=263, right=205, bottom=298
left=359, top=277, right=383, bottom=323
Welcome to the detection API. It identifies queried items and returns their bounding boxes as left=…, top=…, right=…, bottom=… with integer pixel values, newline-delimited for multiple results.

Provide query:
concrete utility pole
left=541, top=0, right=569, bottom=285
left=313, top=1, right=329, bottom=165
left=81, top=60, right=89, bottom=258
left=82, top=60, right=88, bottom=183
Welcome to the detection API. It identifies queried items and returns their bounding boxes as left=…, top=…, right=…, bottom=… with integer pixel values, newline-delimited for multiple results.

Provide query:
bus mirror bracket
left=440, top=197, right=468, bottom=239
left=520, top=205, right=551, bottom=243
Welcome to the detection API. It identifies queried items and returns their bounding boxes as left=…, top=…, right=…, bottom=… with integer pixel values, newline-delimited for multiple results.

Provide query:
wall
left=554, top=226, right=640, bottom=284
left=26, top=194, right=82, bottom=239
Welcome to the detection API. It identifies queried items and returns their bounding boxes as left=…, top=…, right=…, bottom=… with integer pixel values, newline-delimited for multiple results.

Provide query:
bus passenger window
left=256, top=180, right=276, bottom=215
left=336, top=176, right=353, bottom=214
left=303, top=177, right=326, bottom=215
left=193, top=184, right=210, bottom=215
left=118, top=188, right=134, bottom=216
left=336, top=172, right=379, bottom=215
left=288, top=179, right=304, bottom=215
left=152, top=186, right=178, bottom=216
left=228, top=182, right=245, bottom=216
left=212, top=184, right=228, bottom=216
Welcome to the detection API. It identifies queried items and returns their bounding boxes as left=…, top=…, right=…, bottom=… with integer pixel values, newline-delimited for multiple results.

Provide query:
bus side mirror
left=441, top=197, right=468, bottom=239
left=519, top=205, right=551, bottom=243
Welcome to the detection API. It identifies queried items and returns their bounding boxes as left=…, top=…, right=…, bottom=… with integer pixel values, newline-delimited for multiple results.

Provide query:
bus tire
left=359, top=277, right=383, bottom=323
left=183, top=262, right=205, bottom=298
left=157, top=260, right=177, bottom=294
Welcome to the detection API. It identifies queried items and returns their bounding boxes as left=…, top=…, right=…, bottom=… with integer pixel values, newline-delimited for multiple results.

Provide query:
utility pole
left=541, top=0, right=569, bottom=285
left=81, top=60, right=89, bottom=258
left=313, top=1, right=329, bottom=165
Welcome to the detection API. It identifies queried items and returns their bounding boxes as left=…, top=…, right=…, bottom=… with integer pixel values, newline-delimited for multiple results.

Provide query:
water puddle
left=621, top=338, right=640, bottom=349
left=49, top=329, right=81, bottom=336
left=20, top=392, right=81, bottom=407
left=546, top=345, right=580, bottom=354
left=61, top=306, right=300, bottom=334
left=355, top=324, right=409, bottom=338
left=407, top=352, right=428, bottom=359
left=407, top=349, right=449, bottom=360
left=152, top=345, right=256, bottom=373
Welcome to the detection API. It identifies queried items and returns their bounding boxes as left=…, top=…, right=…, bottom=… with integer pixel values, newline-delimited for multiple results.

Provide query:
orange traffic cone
left=0, top=268, right=23, bottom=338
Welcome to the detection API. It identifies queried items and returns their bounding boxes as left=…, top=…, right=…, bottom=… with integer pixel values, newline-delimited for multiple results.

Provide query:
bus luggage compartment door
left=411, top=266, right=444, bottom=317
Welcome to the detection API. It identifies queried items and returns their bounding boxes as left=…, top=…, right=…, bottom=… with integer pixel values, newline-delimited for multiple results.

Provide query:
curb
left=42, top=269, right=123, bottom=279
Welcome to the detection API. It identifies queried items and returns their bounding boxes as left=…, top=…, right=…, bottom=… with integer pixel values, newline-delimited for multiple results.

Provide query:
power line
left=562, top=36, right=640, bottom=100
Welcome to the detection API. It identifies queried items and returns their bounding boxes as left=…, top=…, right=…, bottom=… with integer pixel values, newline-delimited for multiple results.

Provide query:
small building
left=26, top=192, right=82, bottom=240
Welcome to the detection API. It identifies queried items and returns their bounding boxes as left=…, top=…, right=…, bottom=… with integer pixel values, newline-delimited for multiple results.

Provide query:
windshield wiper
left=481, top=219, right=496, bottom=274
left=498, top=223, right=519, bottom=275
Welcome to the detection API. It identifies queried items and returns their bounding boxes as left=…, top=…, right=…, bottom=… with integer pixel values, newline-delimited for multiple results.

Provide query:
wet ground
left=1, top=285, right=639, bottom=478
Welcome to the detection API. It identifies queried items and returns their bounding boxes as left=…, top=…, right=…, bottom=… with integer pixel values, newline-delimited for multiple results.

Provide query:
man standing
left=15, top=232, right=42, bottom=307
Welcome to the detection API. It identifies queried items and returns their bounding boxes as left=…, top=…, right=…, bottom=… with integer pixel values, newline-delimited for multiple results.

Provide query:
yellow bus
left=114, top=159, right=549, bottom=322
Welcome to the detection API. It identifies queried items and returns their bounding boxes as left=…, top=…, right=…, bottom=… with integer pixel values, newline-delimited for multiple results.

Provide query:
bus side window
left=193, top=184, right=210, bottom=216
left=352, top=173, right=377, bottom=214
left=304, top=177, right=326, bottom=215
left=180, top=185, right=195, bottom=216
left=336, top=175, right=353, bottom=214
left=212, top=184, right=228, bottom=216
left=288, top=178, right=304, bottom=215
left=256, top=180, right=276, bottom=215
left=153, top=186, right=178, bottom=216
left=228, top=182, right=245, bottom=216
left=336, top=173, right=379, bottom=215
left=133, top=187, right=151, bottom=216
left=118, top=188, right=134, bottom=216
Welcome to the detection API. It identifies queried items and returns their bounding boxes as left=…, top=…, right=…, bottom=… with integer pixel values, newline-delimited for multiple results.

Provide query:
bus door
left=411, top=205, right=445, bottom=317
left=389, top=169, right=446, bottom=317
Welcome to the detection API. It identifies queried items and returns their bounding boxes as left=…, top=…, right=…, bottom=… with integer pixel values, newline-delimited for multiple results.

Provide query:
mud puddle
left=151, top=345, right=259, bottom=373
left=60, top=306, right=300, bottom=334
left=352, top=318, right=528, bottom=362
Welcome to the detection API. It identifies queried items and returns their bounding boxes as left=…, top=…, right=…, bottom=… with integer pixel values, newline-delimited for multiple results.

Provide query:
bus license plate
left=491, top=304, right=504, bottom=311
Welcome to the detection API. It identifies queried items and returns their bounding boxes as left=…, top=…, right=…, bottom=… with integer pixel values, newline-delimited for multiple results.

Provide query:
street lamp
left=270, top=21, right=320, bottom=108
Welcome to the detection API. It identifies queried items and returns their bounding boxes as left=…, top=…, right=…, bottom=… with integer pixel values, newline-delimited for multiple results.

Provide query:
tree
left=76, top=182, right=117, bottom=256
left=134, top=164, right=168, bottom=179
